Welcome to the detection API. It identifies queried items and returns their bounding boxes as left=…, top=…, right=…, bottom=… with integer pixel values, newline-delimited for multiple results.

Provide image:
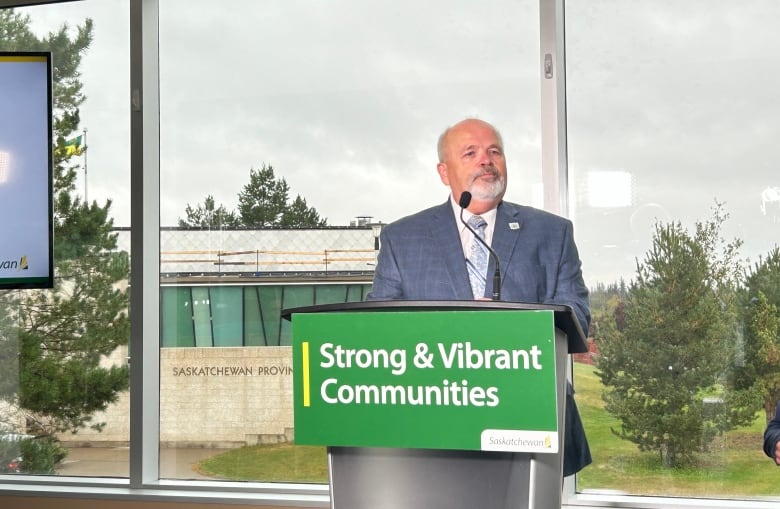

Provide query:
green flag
left=63, top=135, right=84, bottom=156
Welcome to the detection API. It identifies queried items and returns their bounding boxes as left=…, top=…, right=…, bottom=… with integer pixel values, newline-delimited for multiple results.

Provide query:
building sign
left=171, top=365, right=292, bottom=376
left=292, top=310, right=559, bottom=453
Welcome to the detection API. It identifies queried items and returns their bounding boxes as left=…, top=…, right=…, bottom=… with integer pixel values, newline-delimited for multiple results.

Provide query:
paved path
left=56, top=447, right=223, bottom=479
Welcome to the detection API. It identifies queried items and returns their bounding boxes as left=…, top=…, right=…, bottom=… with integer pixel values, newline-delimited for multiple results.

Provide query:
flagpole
left=83, top=127, right=88, bottom=203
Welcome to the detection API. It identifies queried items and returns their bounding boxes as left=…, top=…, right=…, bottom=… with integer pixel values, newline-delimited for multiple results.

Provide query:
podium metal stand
left=283, top=301, right=587, bottom=509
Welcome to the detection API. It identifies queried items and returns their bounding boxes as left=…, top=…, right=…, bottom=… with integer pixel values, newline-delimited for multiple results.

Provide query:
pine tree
left=280, top=195, right=326, bottom=227
left=596, top=205, right=756, bottom=467
left=179, top=163, right=328, bottom=228
left=733, top=247, right=780, bottom=423
left=237, top=164, right=290, bottom=227
left=178, top=195, right=238, bottom=229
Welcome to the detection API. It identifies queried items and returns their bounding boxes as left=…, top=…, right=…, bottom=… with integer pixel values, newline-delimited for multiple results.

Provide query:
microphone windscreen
left=458, top=191, right=472, bottom=209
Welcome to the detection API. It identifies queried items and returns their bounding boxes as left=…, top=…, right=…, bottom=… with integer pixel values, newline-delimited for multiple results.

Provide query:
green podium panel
left=286, top=302, right=577, bottom=509
left=293, top=310, right=559, bottom=453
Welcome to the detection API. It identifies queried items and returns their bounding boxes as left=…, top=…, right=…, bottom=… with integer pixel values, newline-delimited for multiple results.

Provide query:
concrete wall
left=59, top=346, right=294, bottom=448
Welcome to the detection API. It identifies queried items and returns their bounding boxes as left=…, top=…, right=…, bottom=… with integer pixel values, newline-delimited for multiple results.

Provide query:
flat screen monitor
left=0, top=52, right=54, bottom=289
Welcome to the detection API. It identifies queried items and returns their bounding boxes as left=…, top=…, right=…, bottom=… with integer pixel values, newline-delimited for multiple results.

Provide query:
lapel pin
left=509, top=222, right=521, bottom=230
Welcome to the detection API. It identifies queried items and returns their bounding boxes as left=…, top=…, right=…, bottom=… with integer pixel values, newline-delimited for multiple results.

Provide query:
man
left=367, top=117, right=592, bottom=476
left=763, top=403, right=780, bottom=465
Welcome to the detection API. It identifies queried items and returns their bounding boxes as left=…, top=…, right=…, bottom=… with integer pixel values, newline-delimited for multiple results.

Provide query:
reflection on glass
left=0, top=151, right=8, bottom=183
left=566, top=0, right=780, bottom=500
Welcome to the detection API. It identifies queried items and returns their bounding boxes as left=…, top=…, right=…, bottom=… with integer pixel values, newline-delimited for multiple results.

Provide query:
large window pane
left=258, top=286, right=283, bottom=347
left=159, top=0, right=542, bottom=483
left=0, top=0, right=131, bottom=478
left=566, top=0, right=780, bottom=500
left=162, top=287, right=195, bottom=347
left=243, top=287, right=265, bottom=346
left=210, top=286, right=243, bottom=347
left=191, top=287, right=214, bottom=347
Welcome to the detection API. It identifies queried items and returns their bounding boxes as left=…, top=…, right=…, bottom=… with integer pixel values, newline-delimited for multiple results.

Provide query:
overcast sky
left=27, top=0, right=543, bottom=226
left=23, top=0, right=780, bottom=285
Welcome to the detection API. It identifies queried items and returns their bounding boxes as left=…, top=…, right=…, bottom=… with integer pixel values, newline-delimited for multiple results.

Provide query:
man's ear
left=436, top=162, right=450, bottom=185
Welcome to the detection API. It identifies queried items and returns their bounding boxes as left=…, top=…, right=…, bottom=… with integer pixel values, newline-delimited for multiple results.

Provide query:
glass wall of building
left=156, top=0, right=543, bottom=485
left=161, top=283, right=370, bottom=347
left=2, top=0, right=780, bottom=507
left=566, top=0, right=780, bottom=503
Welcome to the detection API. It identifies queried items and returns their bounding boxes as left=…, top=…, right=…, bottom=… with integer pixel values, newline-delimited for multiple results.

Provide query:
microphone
left=458, top=191, right=501, bottom=300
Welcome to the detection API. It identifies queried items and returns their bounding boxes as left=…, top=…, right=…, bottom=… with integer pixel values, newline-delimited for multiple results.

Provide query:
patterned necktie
left=467, top=215, right=488, bottom=299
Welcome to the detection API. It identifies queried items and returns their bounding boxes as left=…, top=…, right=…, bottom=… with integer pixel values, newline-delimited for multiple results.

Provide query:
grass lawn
left=196, top=443, right=328, bottom=483
left=195, top=363, right=780, bottom=500
left=574, top=362, right=780, bottom=498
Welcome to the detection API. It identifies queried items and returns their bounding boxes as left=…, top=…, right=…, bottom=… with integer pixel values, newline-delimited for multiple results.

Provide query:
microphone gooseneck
left=458, top=191, right=502, bottom=300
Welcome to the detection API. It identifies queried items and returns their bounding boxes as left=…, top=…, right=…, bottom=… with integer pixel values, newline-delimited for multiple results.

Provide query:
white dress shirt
left=448, top=194, right=497, bottom=259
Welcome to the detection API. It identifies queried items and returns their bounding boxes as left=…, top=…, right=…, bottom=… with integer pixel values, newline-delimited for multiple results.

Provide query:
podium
left=283, top=300, right=587, bottom=509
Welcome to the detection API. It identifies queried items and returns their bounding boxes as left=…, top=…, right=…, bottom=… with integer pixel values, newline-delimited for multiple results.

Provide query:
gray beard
left=470, top=176, right=506, bottom=202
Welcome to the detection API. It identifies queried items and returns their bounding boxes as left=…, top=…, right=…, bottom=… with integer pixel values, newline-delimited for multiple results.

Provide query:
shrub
left=19, top=437, right=68, bottom=474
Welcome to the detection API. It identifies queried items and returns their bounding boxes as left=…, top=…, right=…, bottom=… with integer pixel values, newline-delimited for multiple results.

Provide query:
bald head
left=437, top=118, right=504, bottom=163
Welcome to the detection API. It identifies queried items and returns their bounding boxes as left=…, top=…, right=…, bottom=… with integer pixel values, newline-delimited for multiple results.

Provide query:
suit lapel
left=490, top=203, right=525, bottom=292
left=428, top=202, right=474, bottom=300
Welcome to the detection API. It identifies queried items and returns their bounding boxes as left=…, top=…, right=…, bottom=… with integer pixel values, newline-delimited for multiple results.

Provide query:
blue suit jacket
left=367, top=199, right=590, bottom=333
left=366, top=199, right=592, bottom=475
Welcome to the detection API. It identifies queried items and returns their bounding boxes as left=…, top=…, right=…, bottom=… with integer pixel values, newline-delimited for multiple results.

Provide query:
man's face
left=437, top=119, right=507, bottom=212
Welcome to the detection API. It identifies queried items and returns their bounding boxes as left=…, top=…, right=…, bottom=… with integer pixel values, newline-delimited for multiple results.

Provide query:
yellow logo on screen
left=0, top=255, right=29, bottom=271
